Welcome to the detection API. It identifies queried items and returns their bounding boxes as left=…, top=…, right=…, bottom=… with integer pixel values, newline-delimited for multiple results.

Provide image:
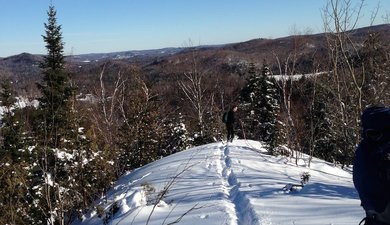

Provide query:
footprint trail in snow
left=218, top=143, right=259, bottom=225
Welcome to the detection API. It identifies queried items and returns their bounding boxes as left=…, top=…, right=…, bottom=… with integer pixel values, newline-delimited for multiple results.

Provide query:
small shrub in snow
left=96, top=205, right=105, bottom=218
left=273, top=145, right=292, bottom=157
left=283, top=183, right=303, bottom=192
left=97, top=202, right=120, bottom=225
left=300, top=172, right=311, bottom=185
left=283, top=172, right=311, bottom=193
left=141, top=182, right=156, bottom=204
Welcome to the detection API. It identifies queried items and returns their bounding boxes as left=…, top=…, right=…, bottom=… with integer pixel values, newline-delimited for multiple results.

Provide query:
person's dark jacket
left=353, top=106, right=390, bottom=214
left=353, top=140, right=390, bottom=213
left=226, top=109, right=235, bottom=124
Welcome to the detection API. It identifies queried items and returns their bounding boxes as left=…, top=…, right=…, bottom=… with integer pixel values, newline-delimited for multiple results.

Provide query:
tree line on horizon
left=1, top=1, right=390, bottom=224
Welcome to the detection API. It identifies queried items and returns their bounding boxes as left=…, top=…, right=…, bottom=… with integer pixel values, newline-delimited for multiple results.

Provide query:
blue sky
left=0, top=0, right=388, bottom=57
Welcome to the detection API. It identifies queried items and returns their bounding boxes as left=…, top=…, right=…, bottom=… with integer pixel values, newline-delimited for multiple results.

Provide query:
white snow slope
left=74, top=140, right=364, bottom=225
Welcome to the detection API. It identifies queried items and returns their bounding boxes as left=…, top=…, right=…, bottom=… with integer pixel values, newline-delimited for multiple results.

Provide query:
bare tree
left=321, top=0, right=387, bottom=165
left=271, top=31, right=307, bottom=164
left=322, top=0, right=365, bottom=148
left=89, top=64, right=127, bottom=177
left=178, top=45, right=216, bottom=141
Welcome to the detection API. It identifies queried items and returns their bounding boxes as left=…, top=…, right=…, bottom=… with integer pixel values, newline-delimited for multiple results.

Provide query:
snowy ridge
left=74, top=140, right=363, bottom=225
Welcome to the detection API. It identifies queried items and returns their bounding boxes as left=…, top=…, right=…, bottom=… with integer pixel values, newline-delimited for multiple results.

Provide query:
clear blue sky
left=0, top=0, right=388, bottom=57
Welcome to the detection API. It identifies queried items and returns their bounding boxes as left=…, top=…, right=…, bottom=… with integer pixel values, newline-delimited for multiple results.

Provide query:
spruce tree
left=33, top=6, right=106, bottom=223
left=0, top=79, right=31, bottom=224
left=120, top=100, right=161, bottom=169
left=31, top=5, right=77, bottom=224
left=162, top=113, right=191, bottom=156
left=0, top=78, right=17, bottom=109
left=0, top=79, right=25, bottom=161
left=239, top=61, right=280, bottom=150
left=116, top=78, right=162, bottom=171
left=31, top=6, right=103, bottom=223
left=239, top=63, right=261, bottom=139
left=37, top=5, right=73, bottom=145
left=258, top=62, right=280, bottom=150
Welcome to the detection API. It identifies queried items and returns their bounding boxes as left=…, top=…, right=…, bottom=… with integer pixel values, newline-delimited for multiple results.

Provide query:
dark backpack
left=362, top=106, right=390, bottom=182
left=222, top=112, right=228, bottom=123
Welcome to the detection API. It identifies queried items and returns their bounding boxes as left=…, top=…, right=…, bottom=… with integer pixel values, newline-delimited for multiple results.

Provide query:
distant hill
left=1, top=24, right=389, bottom=96
left=67, top=47, right=185, bottom=63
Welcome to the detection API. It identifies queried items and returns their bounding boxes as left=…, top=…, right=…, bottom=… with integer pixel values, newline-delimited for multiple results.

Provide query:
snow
left=0, top=97, right=39, bottom=120
left=271, top=71, right=328, bottom=81
left=73, top=139, right=363, bottom=225
left=54, top=148, right=74, bottom=160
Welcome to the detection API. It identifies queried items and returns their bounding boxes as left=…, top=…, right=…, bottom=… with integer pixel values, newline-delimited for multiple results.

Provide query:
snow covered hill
left=73, top=140, right=364, bottom=225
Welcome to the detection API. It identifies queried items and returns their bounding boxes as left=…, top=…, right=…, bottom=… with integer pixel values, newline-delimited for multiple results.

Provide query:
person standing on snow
left=353, top=106, right=390, bottom=225
left=225, top=104, right=238, bottom=142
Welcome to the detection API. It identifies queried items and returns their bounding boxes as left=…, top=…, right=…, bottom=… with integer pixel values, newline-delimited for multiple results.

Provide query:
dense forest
left=1, top=1, right=390, bottom=224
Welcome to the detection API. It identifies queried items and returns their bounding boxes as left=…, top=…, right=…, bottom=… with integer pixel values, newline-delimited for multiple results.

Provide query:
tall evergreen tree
left=239, top=63, right=261, bottom=139
left=37, top=5, right=73, bottom=146
left=300, top=81, right=337, bottom=163
left=239, top=61, right=280, bottom=150
left=258, top=62, right=280, bottom=150
left=31, top=6, right=104, bottom=223
left=31, top=5, right=79, bottom=225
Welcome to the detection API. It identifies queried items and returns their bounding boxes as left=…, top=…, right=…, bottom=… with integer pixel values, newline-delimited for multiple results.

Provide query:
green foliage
left=239, top=62, right=281, bottom=150
left=0, top=78, right=17, bottom=108
left=116, top=77, right=162, bottom=170
left=0, top=160, right=31, bottom=225
left=161, top=113, right=192, bottom=156
left=25, top=5, right=101, bottom=224
left=298, top=78, right=336, bottom=162
left=192, top=108, right=221, bottom=146
left=0, top=80, right=28, bottom=162
left=37, top=5, right=74, bottom=148
left=0, top=80, right=33, bottom=223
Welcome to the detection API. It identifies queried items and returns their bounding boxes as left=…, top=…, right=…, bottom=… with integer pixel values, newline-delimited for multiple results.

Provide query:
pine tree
left=239, top=63, right=261, bottom=139
left=258, top=62, right=280, bottom=150
left=31, top=5, right=78, bottom=224
left=162, top=113, right=191, bottom=156
left=121, top=101, right=161, bottom=169
left=0, top=79, right=31, bottom=224
left=0, top=79, right=35, bottom=163
left=239, top=61, right=280, bottom=150
left=37, top=5, right=73, bottom=146
left=117, top=78, right=162, bottom=171
left=0, top=79, right=26, bottom=161
left=30, top=6, right=104, bottom=223
left=0, top=78, right=16, bottom=109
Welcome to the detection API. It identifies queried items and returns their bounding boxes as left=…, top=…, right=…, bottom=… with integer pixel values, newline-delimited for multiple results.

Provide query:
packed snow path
left=74, top=140, right=364, bottom=225
left=216, top=143, right=259, bottom=225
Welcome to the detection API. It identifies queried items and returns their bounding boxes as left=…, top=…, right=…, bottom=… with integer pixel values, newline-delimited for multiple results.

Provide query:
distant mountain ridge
left=1, top=24, right=389, bottom=95
left=2, top=24, right=389, bottom=61
left=68, top=47, right=185, bottom=63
